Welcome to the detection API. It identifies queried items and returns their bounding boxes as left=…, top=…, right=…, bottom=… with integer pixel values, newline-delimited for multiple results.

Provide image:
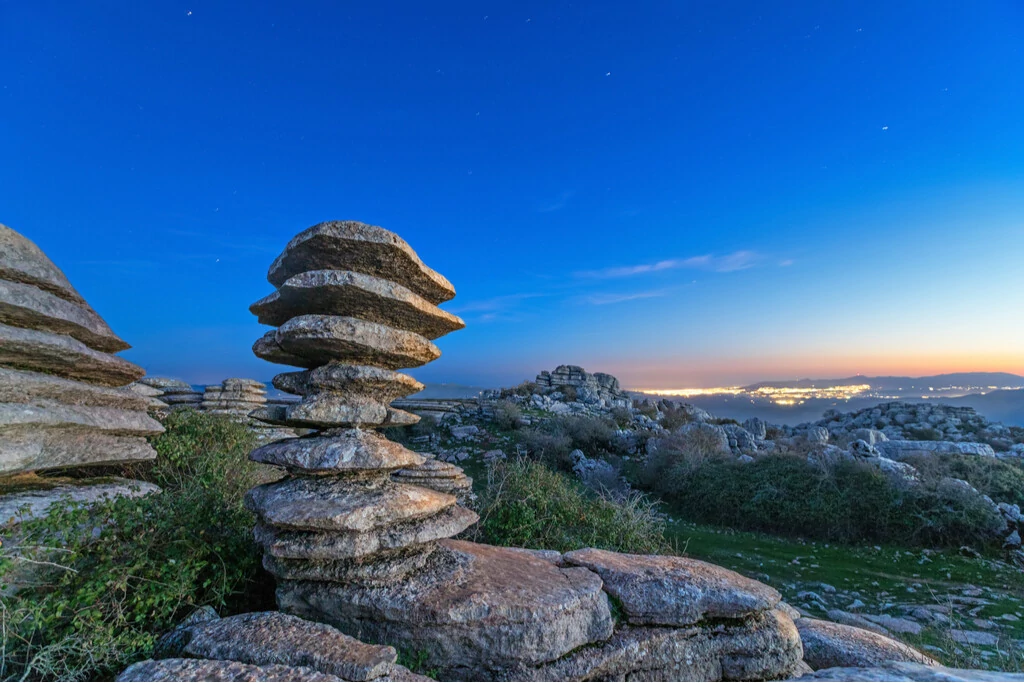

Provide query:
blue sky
left=2, top=1, right=1022, bottom=388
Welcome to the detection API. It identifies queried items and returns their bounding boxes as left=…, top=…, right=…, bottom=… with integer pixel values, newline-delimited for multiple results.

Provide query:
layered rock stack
left=0, top=223, right=163, bottom=517
left=244, top=220, right=477, bottom=579
left=202, top=378, right=295, bottom=440
left=140, top=377, right=203, bottom=410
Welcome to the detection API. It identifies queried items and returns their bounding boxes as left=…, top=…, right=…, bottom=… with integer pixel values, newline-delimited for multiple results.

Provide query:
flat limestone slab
left=0, top=402, right=164, bottom=435
left=274, top=364, right=423, bottom=400
left=252, top=270, right=464, bottom=339
left=170, top=611, right=398, bottom=682
left=0, top=224, right=86, bottom=305
left=265, top=546, right=436, bottom=584
left=520, top=610, right=803, bottom=683
left=255, top=504, right=478, bottom=560
left=793, top=661, right=1024, bottom=682
left=277, top=539, right=614, bottom=674
left=1, top=428, right=157, bottom=476
left=563, top=547, right=781, bottom=627
left=245, top=476, right=456, bottom=532
left=0, top=367, right=151, bottom=411
left=0, top=477, right=159, bottom=526
left=267, top=221, right=455, bottom=305
left=253, top=394, right=419, bottom=429
left=249, top=429, right=424, bottom=473
left=0, top=322, right=144, bottom=387
left=796, top=617, right=938, bottom=670
left=0, top=277, right=129, bottom=352
left=254, top=316, right=440, bottom=370
left=115, top=658, right=342, bottom=682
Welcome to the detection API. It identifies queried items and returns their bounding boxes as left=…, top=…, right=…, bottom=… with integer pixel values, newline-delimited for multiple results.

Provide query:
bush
left=515, top=416, right=621, bottom=471
left=499, top=381, right=540, bottom=398
left=0, top=411, right=271, bottom=681
left=473, top=458, right=670, bottom=554
left=560, top=386, right=578, bottom=402
left=659, top=404, right=693, bottom=431
left=492, top=401, right=523, bottom=431
left=636, top=452, right=1006, bottom=548
left=610, top=407, right=632, bottom=428
left=905, top=453, right=1024, bottom=508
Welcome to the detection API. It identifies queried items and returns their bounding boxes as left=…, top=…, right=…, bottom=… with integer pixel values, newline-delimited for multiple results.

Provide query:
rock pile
left=0, top=223, right=163, bottom=516
left=141, top=377, right=203, bottom=410
left=201, top=378, right=294, bottom=440
left=535, top=364, right=631, bottom=408
left=390, top=454, right=472, bottom=502
left=243, top=221, right=804, bottom=681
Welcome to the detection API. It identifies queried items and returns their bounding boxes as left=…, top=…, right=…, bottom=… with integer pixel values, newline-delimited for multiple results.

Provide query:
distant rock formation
left=0, top=223, right=163, bottom=521
left=140, top=377, right=203, bottom=410
left=201, top=378, right=295, bottom=441
left=535, top=364, right=630, bottom=408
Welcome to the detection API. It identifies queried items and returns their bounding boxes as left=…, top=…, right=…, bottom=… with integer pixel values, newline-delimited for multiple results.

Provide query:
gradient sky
left=2, top=1, right=1023, bottom=389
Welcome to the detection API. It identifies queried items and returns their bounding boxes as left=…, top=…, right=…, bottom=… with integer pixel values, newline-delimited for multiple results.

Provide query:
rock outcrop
left=141, top=377, right=203, bottom=410
left=535, top=364, right=631, bottom=408
left=201, top=378, right=295, bottom=441
left=0, top=224, right=163, bottom=493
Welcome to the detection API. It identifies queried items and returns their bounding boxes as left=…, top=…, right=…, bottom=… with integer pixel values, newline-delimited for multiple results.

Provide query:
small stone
left=948, top=629, right=999, bottom=646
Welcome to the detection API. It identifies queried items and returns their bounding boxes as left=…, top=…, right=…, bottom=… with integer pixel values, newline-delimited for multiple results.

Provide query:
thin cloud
left=449, top=292, right=547, bottom=314
left=583, top=290, right=668, bottom=305
left=576, top=250, right=765, bottom=279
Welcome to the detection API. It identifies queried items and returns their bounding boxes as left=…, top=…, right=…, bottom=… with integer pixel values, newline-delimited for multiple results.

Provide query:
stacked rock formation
left=0, top=223, right=163, bottom=506
left=141, top=377, right=204, bottom=410
left=535, top=364, right=630, bottom=407
left=202, top=378, right=295, bottom=440
left=245, top=220, right=478, bottom=582
left=390, top=454, right=472, bottom=501
left=242, top=221, right=804, bottom=681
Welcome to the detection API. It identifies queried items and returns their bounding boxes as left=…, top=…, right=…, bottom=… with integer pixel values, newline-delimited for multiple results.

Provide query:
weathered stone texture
left=796, top=617, right=938, bottom=670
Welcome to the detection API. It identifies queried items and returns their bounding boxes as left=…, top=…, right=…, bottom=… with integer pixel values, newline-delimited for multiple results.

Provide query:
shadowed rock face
left=0, top=224, right=162, bottom=478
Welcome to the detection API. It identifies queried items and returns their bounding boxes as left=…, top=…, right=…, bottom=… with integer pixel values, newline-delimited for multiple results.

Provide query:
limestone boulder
left=277, top=540, right=614, bottom=675
left=267, top=221, right=455, bottom=304
left=563, top=548, right=781, bottom=627
left=793, top=661, right=1024, bottom=682
left=252, top=270, right=464, bottom=339
left=795, top=617, right=938, bottom=670
left=115, top=658, right=342, bottom=682
left=254, top=316, right=440, bottom=370
left=158, top=611, right=398, bottom=682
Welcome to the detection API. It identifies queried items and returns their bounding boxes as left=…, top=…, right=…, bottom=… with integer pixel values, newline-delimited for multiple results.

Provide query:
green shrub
left=0, top=411, right=271, bottom=681
left=905, top=426, right=942, bottom=441
left=499, top=381, right=539, bottom=398
left=473, top=458, right=670, bottom=554
left=610, top=407, right=632, bottom=428
left=659, top=404, right=693, bottom=431
left=515, top=416, right=621, bottom=471
left=636, top=453, right=1005, bottom=548
left=560, top=385, right=578, bottom=402
left=492, top=401, right=524, bottom=431
left=905, top=453, right=1024, bottom=508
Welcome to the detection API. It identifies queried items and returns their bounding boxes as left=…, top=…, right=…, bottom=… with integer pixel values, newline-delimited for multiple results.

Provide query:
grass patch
left=471, top=458, right=670, bottom=554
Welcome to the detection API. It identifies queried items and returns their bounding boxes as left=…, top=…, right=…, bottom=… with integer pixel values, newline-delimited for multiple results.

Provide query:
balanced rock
left=0, top=224, right=162, bottom=480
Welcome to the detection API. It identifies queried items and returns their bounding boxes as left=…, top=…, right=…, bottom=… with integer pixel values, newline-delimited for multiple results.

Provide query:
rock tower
left=245, top=221, right=804, bottom=681
left=0, top=223, right=163, bottom=515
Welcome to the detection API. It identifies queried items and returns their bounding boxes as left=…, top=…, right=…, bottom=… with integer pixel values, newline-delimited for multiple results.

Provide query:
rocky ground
left=385, top=368, right=1024, bottom=673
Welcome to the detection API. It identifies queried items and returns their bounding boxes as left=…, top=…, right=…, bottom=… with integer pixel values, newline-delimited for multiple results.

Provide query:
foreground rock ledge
left=277, top=539, right=615, bottom=676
